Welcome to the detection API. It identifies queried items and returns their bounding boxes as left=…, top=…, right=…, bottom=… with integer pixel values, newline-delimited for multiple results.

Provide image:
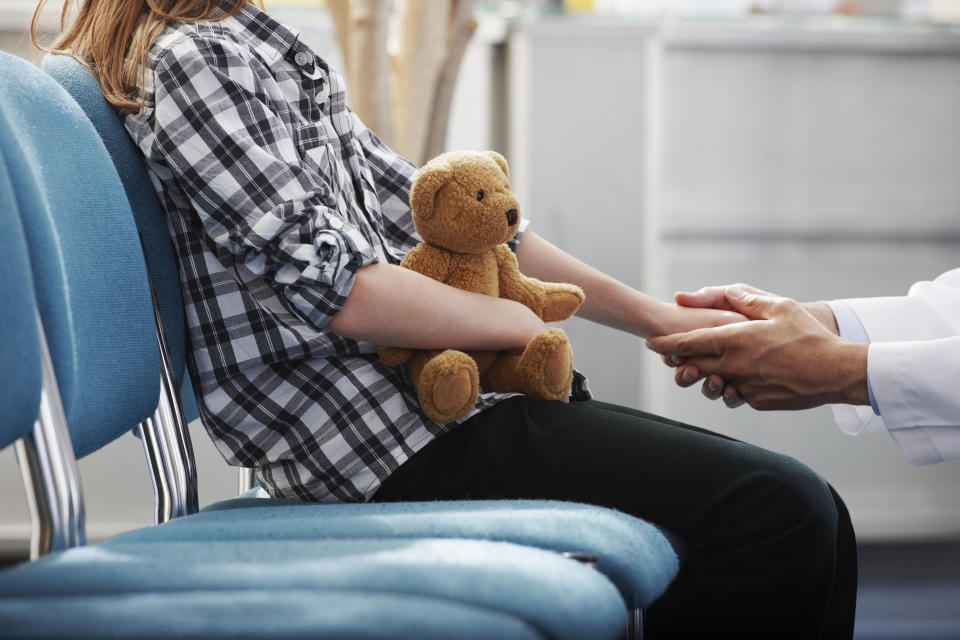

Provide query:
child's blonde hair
left=32, top=0, right=263, bottom=109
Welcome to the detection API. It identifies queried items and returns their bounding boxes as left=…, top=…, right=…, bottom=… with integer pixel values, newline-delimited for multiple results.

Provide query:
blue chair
left=0, top=50, right=628, bottom=639
left=43, top=53, right=682, bottom=637
left=38, top=52, right=200, bottom=526
left=0, top=151, right=555, bottom=640
left=0, top=151, right=67, bottom=557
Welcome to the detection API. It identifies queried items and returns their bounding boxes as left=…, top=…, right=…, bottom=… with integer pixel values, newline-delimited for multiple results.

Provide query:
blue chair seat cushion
left=107, top=493, right=680, bottom=609
left=0, top=589, right=544, bottom=640
left=0, top=538, right=626, bottom=640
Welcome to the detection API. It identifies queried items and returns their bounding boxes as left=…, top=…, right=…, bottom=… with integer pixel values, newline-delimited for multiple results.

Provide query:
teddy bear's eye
left=476, top=190, right=484, bottom=202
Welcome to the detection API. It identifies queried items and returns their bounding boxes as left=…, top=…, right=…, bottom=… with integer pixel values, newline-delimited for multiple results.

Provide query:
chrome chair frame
left=14, top=314, right=85, bottom=559
left=137, top=277, right=198, bottom=524
left=238, top=468, right=256, bottom=494
left=15, top=268, right=196, bottom=548
left=626, top=608, right=645, bottom=640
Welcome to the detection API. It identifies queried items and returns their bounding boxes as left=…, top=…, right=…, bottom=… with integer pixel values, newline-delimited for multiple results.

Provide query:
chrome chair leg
left=238, top=467, right=256, bottom=494
left=138, top=413, right=175, bottom=525
left=137, top=282, right=199, bottom=524
left=15, top=314, right=85, bottom=559
left=625, top=607, right=644, bottom=640
left=563, top=553, right=643, bottom=640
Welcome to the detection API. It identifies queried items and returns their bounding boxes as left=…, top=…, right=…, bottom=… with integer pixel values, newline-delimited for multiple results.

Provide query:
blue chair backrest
left=41, top=54, right=199, bottom=423
left=0, top=151, right=42, bottom=450
left=0, top=51, right=159, bottom=458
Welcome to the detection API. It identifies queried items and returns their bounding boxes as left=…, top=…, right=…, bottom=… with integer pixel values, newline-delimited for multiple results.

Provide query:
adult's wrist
left=802, top=301, right=840, bottom=335
left=828, top=340, right=870, bottom=406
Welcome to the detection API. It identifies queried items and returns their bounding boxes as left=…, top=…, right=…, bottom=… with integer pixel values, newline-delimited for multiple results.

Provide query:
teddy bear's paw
left=541, top=284, right=585, bottom=322
left=521, top=328, right=574, bottom=400
left=418, top=350, right=480, bottom=424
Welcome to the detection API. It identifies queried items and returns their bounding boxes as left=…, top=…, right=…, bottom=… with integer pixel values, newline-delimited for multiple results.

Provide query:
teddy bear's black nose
left=506, top=209, right=518, bottom=226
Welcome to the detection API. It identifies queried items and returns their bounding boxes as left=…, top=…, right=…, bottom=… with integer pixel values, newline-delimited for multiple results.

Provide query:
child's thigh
left=376, top=397, right=834, bottom=543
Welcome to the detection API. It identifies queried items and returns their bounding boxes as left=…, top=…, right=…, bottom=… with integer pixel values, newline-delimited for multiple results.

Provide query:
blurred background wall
left=505, top=5, right=960, bottom=544
left=1, top=0, right=958, bottom=556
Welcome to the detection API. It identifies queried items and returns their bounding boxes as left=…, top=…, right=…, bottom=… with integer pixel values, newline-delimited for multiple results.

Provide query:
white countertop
left=507, top=12, right=960, bottom=52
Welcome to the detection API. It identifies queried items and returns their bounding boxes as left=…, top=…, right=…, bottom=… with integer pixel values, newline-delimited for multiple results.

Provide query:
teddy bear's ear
left=411, top=163, right=453, bottom=220
left=482, top=150, right=510, bottom=178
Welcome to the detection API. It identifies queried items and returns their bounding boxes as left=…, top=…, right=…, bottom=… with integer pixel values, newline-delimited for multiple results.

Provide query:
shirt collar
left=222, top=2, right=304, bottom=68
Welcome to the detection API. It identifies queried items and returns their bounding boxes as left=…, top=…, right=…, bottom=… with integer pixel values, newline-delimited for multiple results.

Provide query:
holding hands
left=646, top=284, right=871, bottom=411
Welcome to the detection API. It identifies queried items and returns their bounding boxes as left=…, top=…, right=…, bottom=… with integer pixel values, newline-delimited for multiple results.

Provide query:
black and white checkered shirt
left=123, top=4, right=537, bottom=502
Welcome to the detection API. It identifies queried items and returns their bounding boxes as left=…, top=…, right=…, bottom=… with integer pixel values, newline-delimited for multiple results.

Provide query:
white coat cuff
left=868, top=340, right=953, bottom=466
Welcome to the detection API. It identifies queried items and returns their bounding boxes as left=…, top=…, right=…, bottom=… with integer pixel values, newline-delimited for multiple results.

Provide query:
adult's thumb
left=675, top=286, right=731, bottom=310
left=726, top=286, right=776, bottom=320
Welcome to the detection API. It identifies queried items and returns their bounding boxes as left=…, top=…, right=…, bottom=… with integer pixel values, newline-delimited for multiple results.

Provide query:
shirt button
left=327, top=215, right=343, bottom=230
left=315, top=85, right=329, bottom=105
left=294, top=51, right=312, bottom=67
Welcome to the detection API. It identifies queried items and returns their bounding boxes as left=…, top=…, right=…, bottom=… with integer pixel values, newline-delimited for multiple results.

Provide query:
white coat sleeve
left=829, top=268, right=960, bottom=465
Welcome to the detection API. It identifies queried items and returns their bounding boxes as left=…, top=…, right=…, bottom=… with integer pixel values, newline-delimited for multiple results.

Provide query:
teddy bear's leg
left=481, top=329, right=574, bottom=401
left=465, top=350, right=499, bottom=378
left=409, top=349, right=480, bottom=424
left=480, top=353, right=524, bottom=394
left=519, top=328, right=574, bottom=400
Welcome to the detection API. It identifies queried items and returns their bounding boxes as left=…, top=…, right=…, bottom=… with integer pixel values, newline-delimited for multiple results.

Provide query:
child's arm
left=515, top=231, right=745, bottom=337
left=376, top=244, right=451, bottom=365
left=330, top=262, right=548, bottom=352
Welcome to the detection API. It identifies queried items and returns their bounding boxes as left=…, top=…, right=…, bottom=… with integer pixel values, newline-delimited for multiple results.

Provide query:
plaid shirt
left=124, top=3, right=550, bottom=502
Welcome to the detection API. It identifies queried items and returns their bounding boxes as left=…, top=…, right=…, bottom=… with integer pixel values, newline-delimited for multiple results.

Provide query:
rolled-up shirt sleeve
left=152, top=36, right=376, bottom=330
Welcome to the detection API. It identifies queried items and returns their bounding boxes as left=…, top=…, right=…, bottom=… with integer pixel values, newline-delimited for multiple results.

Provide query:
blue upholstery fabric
left=0, top=153, right=42, bottom=449
left=0, top=590, right=542, bottom=640
left=0, top=51, right=159, bottom=457
left=0, top=538, right=626, bottom=640
left=40, top=55, right=199, bottom=423
left=113, top=497, right=680, bottom=609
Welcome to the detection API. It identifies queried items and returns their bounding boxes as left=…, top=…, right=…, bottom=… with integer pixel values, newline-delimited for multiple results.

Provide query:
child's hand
left=642, top=291, right=748, bottom=408
left=649, top=303, right=747, bottom=338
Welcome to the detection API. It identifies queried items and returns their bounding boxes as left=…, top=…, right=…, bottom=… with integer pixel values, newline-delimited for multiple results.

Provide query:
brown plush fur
left=378, top=151, right=584, bottom=423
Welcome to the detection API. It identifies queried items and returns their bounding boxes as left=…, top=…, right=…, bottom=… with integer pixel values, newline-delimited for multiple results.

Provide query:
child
left=35, top=1, right=856, bottom=636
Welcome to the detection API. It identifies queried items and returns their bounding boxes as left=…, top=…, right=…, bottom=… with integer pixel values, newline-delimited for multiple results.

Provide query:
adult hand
left=646, top=285, right=870, bottom=411
left=646, top=304, right=748, bottom=407
left=669, top=284, right=843, bottom=406
left=675, top=285, right=840, bottom=334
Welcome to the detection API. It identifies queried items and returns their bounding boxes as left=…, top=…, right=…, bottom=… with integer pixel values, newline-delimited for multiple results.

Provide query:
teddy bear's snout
left=505, top=209, right=518, bottom=226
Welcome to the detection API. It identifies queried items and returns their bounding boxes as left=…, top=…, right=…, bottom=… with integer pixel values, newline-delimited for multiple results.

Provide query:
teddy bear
left=378, top=150, right=584, bottom=424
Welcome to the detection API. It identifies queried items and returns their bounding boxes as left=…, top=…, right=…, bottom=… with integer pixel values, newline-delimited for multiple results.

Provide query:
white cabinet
left=507, top=15, right=960, bottom=540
